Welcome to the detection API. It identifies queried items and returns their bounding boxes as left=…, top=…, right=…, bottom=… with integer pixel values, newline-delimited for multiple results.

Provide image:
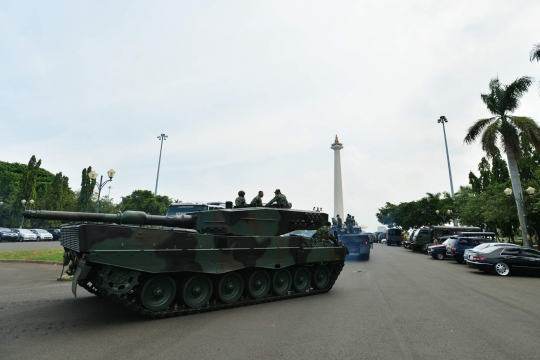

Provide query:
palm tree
left=531, top=43, right=540, bottom=94
left=464, top=77, right=540, bottom=247
left=530, top=43, right=540, bottom=62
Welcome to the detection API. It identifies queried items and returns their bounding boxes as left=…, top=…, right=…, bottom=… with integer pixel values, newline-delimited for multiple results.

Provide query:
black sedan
left=46, top=228, right=62, bottom=240
left=467, top=247, right=540, bottom=276
left=0, top=227, right=19, bottom=242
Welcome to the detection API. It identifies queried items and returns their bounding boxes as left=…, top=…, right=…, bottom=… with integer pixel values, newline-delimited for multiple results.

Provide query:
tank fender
left=72, top=260, right=91, bottom=298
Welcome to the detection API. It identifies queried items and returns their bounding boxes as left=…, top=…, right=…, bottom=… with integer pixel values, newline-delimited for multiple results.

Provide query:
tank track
left=79, top=261, right=345, bottom=319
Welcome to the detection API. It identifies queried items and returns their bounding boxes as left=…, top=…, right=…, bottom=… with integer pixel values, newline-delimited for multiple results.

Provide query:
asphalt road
left=0, top=241, right=61, bottom=251
left=1, top=244, right=540, bottom=360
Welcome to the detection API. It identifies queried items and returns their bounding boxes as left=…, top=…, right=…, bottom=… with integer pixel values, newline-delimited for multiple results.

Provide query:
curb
left=0, top=259, right=63, bottom=265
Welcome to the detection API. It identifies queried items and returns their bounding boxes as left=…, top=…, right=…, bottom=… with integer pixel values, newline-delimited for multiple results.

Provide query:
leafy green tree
left=77, top=166, right=96, bottom=212
left=119, top=190, right=172, bottom=215
left=96, top=196, right=120, bottom=214
left=376, top=192, right=455, bottom=230
left=464, top=76, right=540, bottom=247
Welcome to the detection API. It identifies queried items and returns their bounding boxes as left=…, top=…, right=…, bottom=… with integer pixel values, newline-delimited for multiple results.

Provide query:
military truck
left=24, top=207, right=347, bottom=318
left=410, top=225, right=482, bottom=252
left=330, top=226, right=371, bottom=260
left=386, top=228, right=402, bottom=246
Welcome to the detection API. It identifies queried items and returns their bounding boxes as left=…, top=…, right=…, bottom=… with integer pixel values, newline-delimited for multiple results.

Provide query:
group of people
left=331, top=213, right=358, bottom=230
left=234, top=189, right=292, bottom=209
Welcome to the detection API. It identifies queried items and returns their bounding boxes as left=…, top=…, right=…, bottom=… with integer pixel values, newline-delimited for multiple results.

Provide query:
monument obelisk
left=331, top=135, right=344, bottom=219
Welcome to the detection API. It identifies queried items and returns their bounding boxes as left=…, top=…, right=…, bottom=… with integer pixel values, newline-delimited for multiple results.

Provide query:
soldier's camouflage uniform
left=249, top=196, right=263, bottom=207
left=312, top=225, right=335, bottom=245
left=235, top=196, right=247, bottom=208
left=267, top=193, right=290, bottom=208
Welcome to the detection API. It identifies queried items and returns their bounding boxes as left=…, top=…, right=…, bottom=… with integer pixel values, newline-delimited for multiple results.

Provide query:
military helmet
left=238, top=190, right=245, bottom=196
left=274, top=189, right=281, bottom=194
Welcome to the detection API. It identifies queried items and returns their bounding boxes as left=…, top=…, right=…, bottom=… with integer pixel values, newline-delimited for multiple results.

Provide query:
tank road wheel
left=311, top=266, right=331, bottom=289
left=272, top=269, right=292, bottom=296
left=139, top=275, right=176, bottom=312
left=182, top=275, right=213, bottom=308
left=217, top=273, right=244, bottom=304
left=293, top=267, right=311, bottom=293
left=100, top=266, right=140, bottom=295
left=246, top=270, right=271, bottom=299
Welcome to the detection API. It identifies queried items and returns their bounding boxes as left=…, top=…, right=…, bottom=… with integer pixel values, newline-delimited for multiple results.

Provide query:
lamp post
left=88, top=169, right=116, bottom=213
left=436, top=209, right=453, bottom=224
left=20, top=199, right=34, bottom=228
left=0, top=201, right=4, bottom=227
left=155, top=133, right=168, bottom=196
left=437, top=116, right=457, bottom=226
left=504, top=186, right=536, bottom=248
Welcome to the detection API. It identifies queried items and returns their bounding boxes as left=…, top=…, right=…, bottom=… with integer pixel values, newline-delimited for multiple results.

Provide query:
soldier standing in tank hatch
left=266, top=189, right=291, bottom=208
left=249, top=191, right=264, bottom=207
left=235, top=191, right=247, bottom=208
left=336, top=214, right=342, bottom=229
left=332, top=217, right=337, bottom=226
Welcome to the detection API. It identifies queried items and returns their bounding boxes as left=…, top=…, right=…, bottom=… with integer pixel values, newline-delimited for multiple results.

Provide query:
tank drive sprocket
left=99, top=266, right=140, bottom=296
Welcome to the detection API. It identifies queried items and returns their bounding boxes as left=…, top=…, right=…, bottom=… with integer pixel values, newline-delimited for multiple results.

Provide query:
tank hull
left=63, top=224, right=346, bottom=318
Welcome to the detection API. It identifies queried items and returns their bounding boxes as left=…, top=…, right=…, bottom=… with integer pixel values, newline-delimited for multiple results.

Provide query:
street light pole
left=155, top=133, right=168, bottom=196
left=437, top=116, right=457, bottom=226
left=88, top=169, right=116, bottom=213
left=0, top=201, right=4, bottom=227
left=19, top=199, right=34, bottom=228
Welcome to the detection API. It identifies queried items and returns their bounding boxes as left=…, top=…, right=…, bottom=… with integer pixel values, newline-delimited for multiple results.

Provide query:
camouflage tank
left=24, top=208, right=346, bottom=318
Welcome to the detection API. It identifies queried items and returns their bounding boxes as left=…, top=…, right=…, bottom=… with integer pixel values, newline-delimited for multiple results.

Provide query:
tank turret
left=24, top=208, right=327, bottom=236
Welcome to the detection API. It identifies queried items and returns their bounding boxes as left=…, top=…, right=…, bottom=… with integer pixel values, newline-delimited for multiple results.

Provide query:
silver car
left=30, top=229, right=54, bottom=241
left=464, top=242, right=520, bottom=262
left=12, top=229, right=38, bottom=241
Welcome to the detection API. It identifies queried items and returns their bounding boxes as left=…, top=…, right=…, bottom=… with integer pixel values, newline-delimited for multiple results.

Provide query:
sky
left=1, top=0, right=540, bottom=230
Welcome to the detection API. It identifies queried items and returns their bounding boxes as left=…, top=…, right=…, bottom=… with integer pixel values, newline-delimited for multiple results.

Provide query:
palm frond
left=504, top=76, right=533, bottom=113
left=509, top=116, right=540, bottom=151
left=530, top=43, right=540, bottom=62
left=500, top=118, right=522, bottom=158
left=464, top=117, right=496, bottom=144
left=481, top=78, right=503, bottom=115
left=480, top=120, right=501, bottom=158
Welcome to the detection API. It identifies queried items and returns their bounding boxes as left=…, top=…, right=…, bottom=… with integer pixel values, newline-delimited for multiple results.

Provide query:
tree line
left=0, top=157, right=174, bottom=229
left=377, top=44, right=540, bottom=246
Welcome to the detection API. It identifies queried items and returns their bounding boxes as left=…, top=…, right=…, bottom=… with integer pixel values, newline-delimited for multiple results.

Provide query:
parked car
left=0, top=227, right=19, bottom=242
left=46, top=228, right=62, bottom=240
left=464, top=242, right=519, bottom=262
left=10, top=228, right=38, bottom=241
left=445, top=236, right=493, bottom=263
left=427, top=238, right=453, bottom=260
left=467, top=247, right=540, bottom=276
left=30, top=229, right=54, bottom=241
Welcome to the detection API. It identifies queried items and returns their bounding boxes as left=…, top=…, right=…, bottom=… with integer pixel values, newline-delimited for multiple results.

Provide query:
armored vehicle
left=386, top=228, right=402, bottom=246
left=330, top=226, right=370, bottom=260
left=24, top=208, right=346, bottom=318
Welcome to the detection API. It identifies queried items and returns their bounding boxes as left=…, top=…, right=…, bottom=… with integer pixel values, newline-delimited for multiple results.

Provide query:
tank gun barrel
left=23, top=210, right=194, bottom=228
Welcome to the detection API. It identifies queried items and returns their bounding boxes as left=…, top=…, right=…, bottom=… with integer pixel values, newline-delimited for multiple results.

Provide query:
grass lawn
left=0, top=248, right=64, bottom=262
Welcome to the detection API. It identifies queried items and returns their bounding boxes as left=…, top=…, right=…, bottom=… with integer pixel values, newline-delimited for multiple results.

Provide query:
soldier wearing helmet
left=235, top=190, right=247, bottom=208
